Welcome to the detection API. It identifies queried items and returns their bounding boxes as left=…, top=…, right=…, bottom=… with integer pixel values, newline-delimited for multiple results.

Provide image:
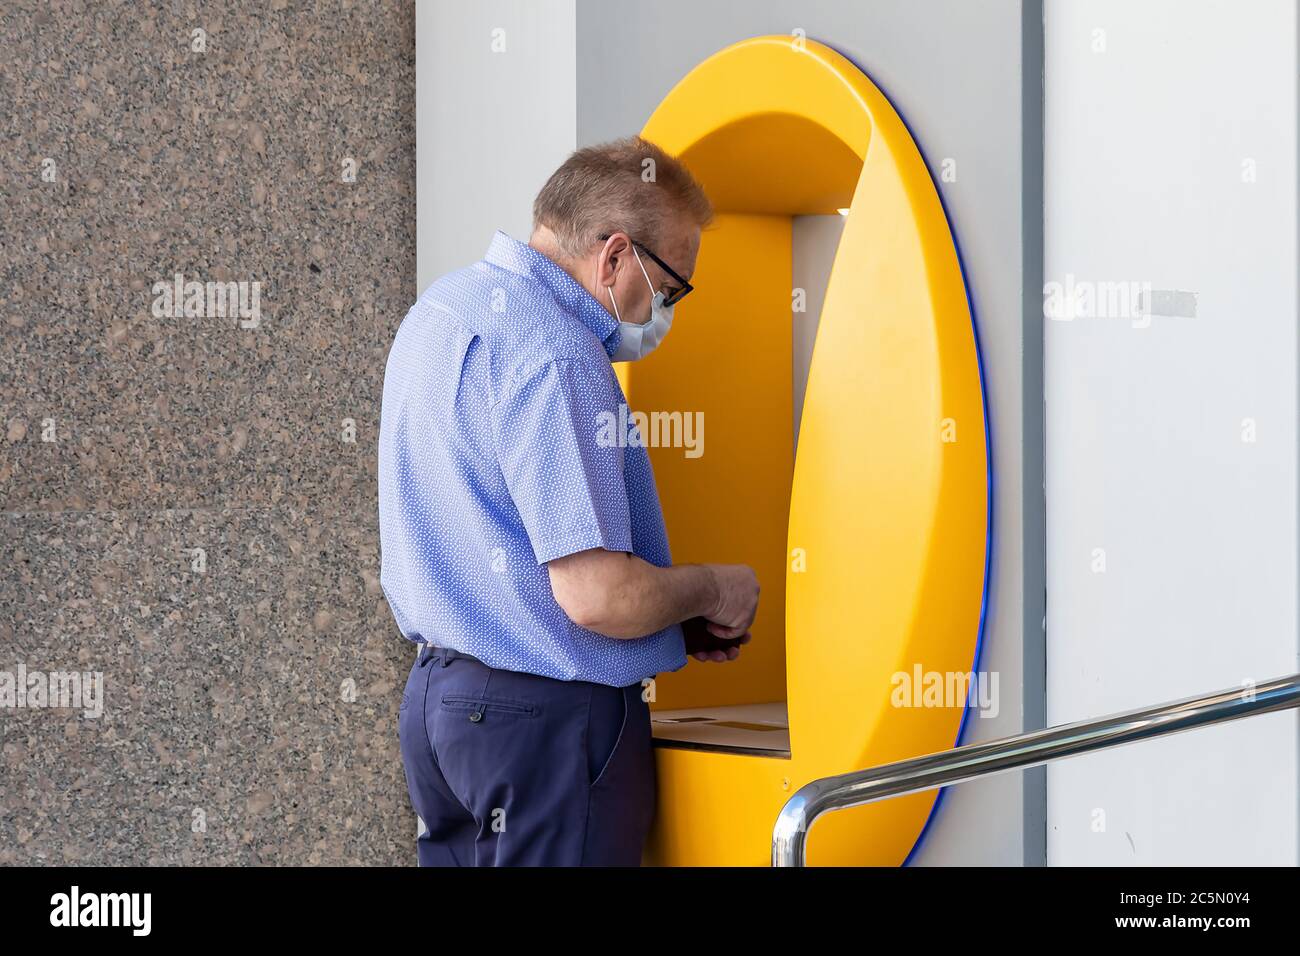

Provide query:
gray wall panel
left=576, top=0, right=1045, bottom=865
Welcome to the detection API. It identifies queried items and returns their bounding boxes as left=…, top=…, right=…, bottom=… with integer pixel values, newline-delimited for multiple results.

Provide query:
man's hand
left=682, top=615, right=751, bottom=663
left=546, top=549, right=760, bottom=645
left=681, top=562, right=759, bottom=662
left=703, top=563, right=760, bottom=639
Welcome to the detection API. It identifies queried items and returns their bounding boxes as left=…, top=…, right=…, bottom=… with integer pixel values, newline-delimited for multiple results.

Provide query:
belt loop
left=440, top=646, right=453, bottom=667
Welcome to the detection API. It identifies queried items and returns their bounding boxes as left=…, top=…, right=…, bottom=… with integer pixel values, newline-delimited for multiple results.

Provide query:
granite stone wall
left=1, top=0, right=417, bottom=864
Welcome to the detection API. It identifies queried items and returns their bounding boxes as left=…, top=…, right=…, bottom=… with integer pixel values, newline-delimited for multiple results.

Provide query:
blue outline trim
left=821, top=44, right=995, bottom=867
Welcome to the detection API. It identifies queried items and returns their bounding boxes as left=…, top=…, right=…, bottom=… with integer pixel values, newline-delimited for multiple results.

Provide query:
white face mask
left=607, top=245, right=674, bottom=362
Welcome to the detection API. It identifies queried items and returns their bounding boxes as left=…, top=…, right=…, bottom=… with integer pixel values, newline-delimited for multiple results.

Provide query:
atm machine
left=615, top=36, right=991, bottom=866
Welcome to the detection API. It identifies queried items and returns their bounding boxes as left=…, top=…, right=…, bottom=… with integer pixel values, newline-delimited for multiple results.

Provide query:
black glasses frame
left=596, top=233, right=694, bottom=306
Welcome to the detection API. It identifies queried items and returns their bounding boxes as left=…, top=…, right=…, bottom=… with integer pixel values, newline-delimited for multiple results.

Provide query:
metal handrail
left=772, top=672, right=1300, bottom=866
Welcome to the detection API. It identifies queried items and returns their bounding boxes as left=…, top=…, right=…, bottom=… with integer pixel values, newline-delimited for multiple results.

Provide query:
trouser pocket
left=582, top=683, right=655, bottom=865
left=587, top=683, right=628, bottom=788
left=440, top=693, right=541, bottom=722
left=427, top=663, right=601, bottom=865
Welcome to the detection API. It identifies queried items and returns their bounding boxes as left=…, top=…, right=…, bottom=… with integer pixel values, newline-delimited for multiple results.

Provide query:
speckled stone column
left=1, top=0, right=417, bottom=865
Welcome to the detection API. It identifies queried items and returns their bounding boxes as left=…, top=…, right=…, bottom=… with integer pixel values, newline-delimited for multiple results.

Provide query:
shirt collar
left=483, top=231, right=620, bottom=359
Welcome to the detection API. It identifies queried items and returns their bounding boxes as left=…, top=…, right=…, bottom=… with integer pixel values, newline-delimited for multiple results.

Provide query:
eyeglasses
left=596, top=234, right=694, bottom=306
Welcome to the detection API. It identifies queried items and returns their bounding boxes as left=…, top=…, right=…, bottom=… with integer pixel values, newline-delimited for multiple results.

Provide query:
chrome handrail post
left=772, top=673, right=1300, bottom=866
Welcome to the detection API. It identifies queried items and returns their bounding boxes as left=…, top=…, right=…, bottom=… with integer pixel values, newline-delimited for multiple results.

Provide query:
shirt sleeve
left=491, top=359, right=634, bottom=565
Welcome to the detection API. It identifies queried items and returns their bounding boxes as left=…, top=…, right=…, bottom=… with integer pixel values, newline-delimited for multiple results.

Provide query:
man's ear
left=595, top=232, right=632, bottom=289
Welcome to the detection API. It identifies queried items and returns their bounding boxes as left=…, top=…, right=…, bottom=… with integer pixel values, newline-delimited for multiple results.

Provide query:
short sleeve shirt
left=377, top=231, right=687, bottom=686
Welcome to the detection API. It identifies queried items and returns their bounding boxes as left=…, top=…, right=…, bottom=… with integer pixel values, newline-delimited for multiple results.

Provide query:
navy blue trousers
left=398, top=643, right=656, bottom=866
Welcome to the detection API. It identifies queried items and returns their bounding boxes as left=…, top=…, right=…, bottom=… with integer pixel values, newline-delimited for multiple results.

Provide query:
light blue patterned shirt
left=378, top=231, right=687, bottom=687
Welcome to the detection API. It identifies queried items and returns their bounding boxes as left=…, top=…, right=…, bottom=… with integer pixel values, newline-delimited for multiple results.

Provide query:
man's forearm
left=603, top=558, right=719, bottom=639
left=548, top=549, right=719, bottom=639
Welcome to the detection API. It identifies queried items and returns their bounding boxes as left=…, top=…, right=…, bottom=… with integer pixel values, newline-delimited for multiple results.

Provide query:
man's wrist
left=659, top=562, right=720, bottom=627
left=695, top=563, right=721, bottom=621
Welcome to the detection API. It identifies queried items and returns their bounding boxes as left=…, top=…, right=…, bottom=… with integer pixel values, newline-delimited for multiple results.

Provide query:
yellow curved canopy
left=626, top=36, right=988, bottom=866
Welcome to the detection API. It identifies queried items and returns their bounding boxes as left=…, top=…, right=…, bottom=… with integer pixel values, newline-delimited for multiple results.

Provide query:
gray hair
left=532, top=136, right=712, bottom=259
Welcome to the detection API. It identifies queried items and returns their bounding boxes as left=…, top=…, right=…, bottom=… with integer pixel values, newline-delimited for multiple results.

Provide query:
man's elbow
left=553, top=588, right=634, bottom=638
left=549, top=577, right=634, bottom=639
left=548, top=549, right=647, bottom=639
left=552, top=586, right=602, bottom=632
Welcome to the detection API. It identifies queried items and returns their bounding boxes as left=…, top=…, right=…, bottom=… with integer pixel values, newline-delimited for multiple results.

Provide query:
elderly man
left=379, top=137, right=760, bottom=866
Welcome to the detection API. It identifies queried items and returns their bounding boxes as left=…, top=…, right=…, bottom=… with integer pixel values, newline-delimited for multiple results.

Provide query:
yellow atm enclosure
left=619, top=37, right=990, bottom=866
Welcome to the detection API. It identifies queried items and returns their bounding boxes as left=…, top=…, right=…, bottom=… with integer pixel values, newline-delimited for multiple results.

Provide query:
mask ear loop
left=607, top=284, right=621, bottom=322
left=602, top=243, right=623, bottom=322
left=632, top=245, right=656, bottom=295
